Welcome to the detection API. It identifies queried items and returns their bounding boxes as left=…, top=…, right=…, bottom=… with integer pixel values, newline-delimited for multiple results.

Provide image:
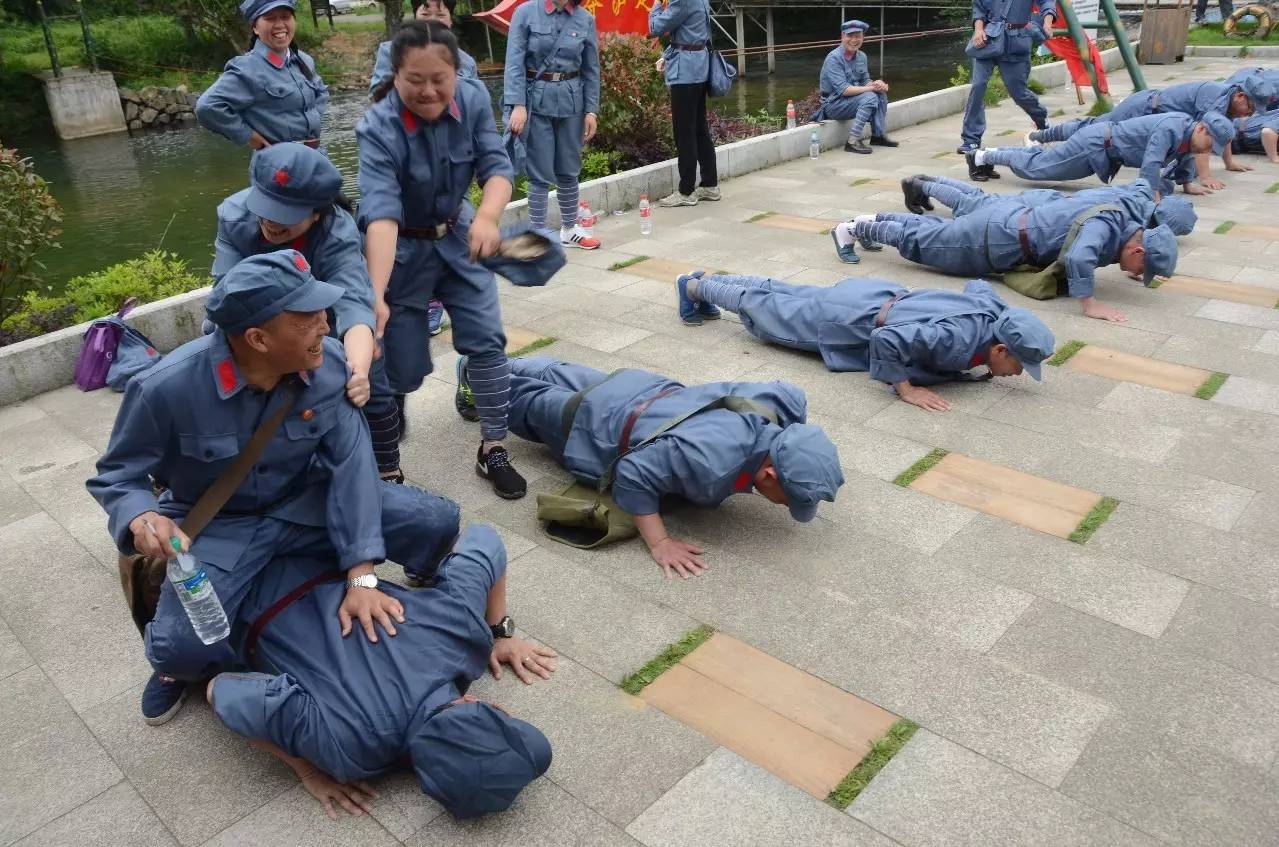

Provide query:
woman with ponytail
left=196, top=0, right=328, bottom=151
left=358, top=21, right=528, bottom=505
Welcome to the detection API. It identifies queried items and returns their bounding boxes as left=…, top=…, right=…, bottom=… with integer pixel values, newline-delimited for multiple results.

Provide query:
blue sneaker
left=676, top=273, right=705, bottom=326
left=830, top=229, right=861, bottom=264
left=142, top=671, right=187, bottom=726
left=956, top=142, right=979, bottom=155
left=858, top=233, right=884, bottom=252
left=427, top=300, right=445, bottom=337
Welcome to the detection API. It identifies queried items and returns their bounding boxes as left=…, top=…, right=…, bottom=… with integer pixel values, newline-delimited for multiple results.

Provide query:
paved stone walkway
left=4, top=57, right=1279, bottom=847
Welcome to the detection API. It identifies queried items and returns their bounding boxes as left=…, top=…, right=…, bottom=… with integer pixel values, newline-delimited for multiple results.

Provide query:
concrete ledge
left=1183, top=44, right=1279, bottom=58
left=0, top=42, right=1147, bottom=405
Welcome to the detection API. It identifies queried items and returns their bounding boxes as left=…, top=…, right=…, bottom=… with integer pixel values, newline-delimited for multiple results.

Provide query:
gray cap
left=206, top=250, right=342, bottom=334
left=1199, top=111, right=1235, bottom=155
left=1142, top=224, right=1179, bottom=285
left=992, top=307, right=1055, bottom=381
left=247, top=143, right=343, bottom=226
left=1152, top=195, right=1196, bottom=236
left=769, top=424, right=844, bottom=523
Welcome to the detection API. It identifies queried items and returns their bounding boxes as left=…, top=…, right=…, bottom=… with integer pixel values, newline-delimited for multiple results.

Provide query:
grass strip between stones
left=1194, top=371, right=1229, bottom=401
left=850, top=177, right=873, bottom=186
left=1267, top=182, right=1279, bottom=194
left=620, top=625, right=715, bottom=695
left=1069, top=496, right=1119, bottom=544
left=893, top=448, right=949, bottom=488
left=1046, top=339, right=1087, bottom=366
left=608, top=255, right=649, bottom=272
left=746, top=211, right=775, bottom=223
left=824, top=719, right=920, bottom=810
left=509, top=336, right=557, bottom=358
left=1214, top=220, right=1236, bottom=235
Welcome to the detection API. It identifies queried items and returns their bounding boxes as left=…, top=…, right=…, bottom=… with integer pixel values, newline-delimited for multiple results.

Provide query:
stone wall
left=118, top=85, right=198, bottom=131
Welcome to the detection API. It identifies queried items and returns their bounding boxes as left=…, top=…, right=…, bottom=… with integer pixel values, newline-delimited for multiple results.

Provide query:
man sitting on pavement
left=812, top=20, right=897, bottom=154
left=675, top=273, right=1054, bottom=413
left=209, top=524, right=556, bottom=820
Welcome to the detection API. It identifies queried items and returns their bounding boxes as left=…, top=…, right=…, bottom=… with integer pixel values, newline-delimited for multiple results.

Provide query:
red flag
left=1042, top=34, right=1110, bottom=94
left=477, top=0, right=656, bottom=35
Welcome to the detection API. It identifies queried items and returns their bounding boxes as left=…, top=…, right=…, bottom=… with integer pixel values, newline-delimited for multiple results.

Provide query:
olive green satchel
left=537, top=394, right=778, bottom=549
left=999, top=203, right=1122, bottom=301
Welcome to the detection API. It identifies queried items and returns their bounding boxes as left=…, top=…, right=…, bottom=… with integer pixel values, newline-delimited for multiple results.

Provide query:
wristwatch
left=490, top=615, right=514, bottom=639
left=348, top=573, right=379, bottom=590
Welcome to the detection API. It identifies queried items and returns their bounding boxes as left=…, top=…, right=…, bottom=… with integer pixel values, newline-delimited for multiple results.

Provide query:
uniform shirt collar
left=843, top=48, right=856, bottom=60
left=391, top=88, right=461, bottom=133
left=208, top=329, right=313, bottom=400
left=253, top=38, right=290, bottom=70
left=544, top=0, right=575, bottom=12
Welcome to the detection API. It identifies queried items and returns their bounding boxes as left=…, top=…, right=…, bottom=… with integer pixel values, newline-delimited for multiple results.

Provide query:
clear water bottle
left=786, top=99, right=796, bottom=130
left=167, top=538, right=229, bottom=645
left=577, top=200, right=596, bottom=237
left=809, top=128, right=820, bottom=160
left=639, top=194, right=652, bottom=236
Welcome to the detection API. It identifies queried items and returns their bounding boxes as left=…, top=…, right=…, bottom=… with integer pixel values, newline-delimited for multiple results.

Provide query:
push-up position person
left=901, top=175, right=1198, bottom=235
left=209, top=524, right=556, bottom=820
left=833, top=192, right=1178, bottom=322
left=1233, top=110, right=1279, bottom=163
left=88, top=252, right=461, bottom=725
left=675, top=273, right=1054, bottom=412
left=457, top=357, right=844, bottom=578
left=966, top=112, right=1236, bottom=197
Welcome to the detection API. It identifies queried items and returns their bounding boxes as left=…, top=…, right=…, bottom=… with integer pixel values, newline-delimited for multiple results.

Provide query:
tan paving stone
left=751, top=213, right=834, bottom=234
left=1158, top=275, right=1279, bottom=308
left=909, top=452, right=1102, bottom=540
left=1229, top=223, right=1279, bottom=241
left=682, top=633, right=899, bottom=760
left=437, top=323, right=545, bottom=355
left=641, top=663, right=864, bottom=799
left=1064, top=344, right=1212, bottom=396
left=613, top=256, right=691, bottom=283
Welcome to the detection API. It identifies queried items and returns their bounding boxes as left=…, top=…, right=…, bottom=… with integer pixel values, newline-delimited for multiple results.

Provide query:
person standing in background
left=650, top=0, right=720, bottom=207
left=503, top=0, right=603, bottom=250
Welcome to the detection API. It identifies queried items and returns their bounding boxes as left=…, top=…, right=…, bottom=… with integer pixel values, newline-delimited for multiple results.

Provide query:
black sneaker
left=901, top=177, right=932, bottom=214
left=477, top=444, right=526, bottom=499
left=454, top=357, right=480, bottom=423
left=965, top=151, right=1000, bottom=182
left=844, top=139, right=872, bottom=154
left=141, top=671, right=188, bottom=726
left=870, top=135, right=899, bottom=147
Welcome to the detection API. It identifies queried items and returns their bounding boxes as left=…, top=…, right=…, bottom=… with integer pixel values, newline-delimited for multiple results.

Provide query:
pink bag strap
left=116, top=297, right=140, bottom=320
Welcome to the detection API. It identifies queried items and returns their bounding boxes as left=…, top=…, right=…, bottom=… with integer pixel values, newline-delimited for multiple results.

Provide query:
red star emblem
left=273, top=168, right=290, bottom=187
left=292, top=252, right=309, bottom=272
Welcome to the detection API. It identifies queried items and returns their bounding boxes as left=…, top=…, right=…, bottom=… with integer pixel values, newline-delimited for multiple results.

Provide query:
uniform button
left=302, top=408, right=315, bottom=421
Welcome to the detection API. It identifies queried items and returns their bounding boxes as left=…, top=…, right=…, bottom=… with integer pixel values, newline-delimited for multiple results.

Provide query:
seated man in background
left=813, top=19, right=897, bottom=154
left=209, top=524, right=556, bottom=820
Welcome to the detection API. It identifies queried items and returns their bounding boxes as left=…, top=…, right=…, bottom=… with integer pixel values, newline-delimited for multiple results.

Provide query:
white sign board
left=1071, top=0, right=1100, bottom=24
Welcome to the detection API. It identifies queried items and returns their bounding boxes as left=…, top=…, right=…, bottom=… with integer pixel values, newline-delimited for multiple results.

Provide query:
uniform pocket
left=283, top=403, right=337, bottom=441
left=178, top=432, right=240, bottom=462
left=264, top=82, right=294, bottom=98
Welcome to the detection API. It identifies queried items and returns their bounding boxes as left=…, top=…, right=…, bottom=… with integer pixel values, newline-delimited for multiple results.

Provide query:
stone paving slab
left=627, top=748, right=898, bottom=847
left=11, top=781, right=177, bottom=847
left=1062, top=343, right=1213, bottom=396
left=1159, top=275, right=1279, bottom=308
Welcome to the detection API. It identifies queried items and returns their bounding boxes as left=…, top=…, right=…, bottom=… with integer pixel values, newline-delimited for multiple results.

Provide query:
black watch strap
left=490, top=615, right=514, bottom=639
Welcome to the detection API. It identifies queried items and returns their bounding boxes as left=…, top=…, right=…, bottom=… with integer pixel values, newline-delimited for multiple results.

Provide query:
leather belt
left=672, top=42, right=705, bottom=50
left=1007, top=22, right=1029, bottom=28
left=617, top=388, right=681, bottom=457
left=300, top=138, right=320, bottom=149
left=401, top=221, right=453, bottom=240
left=1016, top=209, right=1035, bottom=264
left=527, top=70, right=579, bottom=81
left=874, top=292, right=906, bottom=327
left=245, top=570, right=343, bottom=660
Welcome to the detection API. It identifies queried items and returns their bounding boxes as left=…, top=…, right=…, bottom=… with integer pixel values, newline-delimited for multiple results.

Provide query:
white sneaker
left=659, top=191, right=698, bottom=207
left=852, top=214, right=876, bottom=227
left=560, top=225, right=601, bottom=250
left=694, top=186, right=722, bottom=201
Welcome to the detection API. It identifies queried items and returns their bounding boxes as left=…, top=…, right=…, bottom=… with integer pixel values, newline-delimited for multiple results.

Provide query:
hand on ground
left=490, top=637, right=558, bottom=683
left=299, top=769, right=377, bottom=819
left=897, top=383, right=951, bottom=412
left=650, top=536, right=707, bottom=579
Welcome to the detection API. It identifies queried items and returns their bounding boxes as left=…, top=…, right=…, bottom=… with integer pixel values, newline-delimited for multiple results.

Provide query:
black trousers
left=1194, top=0, right=1232, bottom=19
left=670, top=81, right=718, bottom=196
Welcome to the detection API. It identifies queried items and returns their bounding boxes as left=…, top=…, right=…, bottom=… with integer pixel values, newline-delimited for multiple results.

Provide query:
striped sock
left=364, top=403, right=401, bottom=473
left=556, top=179, right=578, bottom=231
left=692, top=276, right=746, bottom=312
left=856, top=219, right=904, bottom=246
left=527, top=184, right=550, bottom=230
left=464, top=357, right=511, bottom=442
left=922, top=181, right=967, bottom=210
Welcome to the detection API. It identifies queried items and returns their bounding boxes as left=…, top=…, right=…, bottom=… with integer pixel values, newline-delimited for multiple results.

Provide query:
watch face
left=354, top=574, right=378, bottom=588
left=496, top=616, right=514, bottom=637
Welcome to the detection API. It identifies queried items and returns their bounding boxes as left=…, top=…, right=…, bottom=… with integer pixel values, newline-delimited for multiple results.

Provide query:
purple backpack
left=75, top=298, right=160, bottom=392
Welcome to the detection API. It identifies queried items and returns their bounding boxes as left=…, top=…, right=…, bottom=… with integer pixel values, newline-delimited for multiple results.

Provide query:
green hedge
left=1, top=251, right=206, bottom=346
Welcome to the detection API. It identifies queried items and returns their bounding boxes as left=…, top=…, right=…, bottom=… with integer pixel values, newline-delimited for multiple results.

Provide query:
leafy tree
left=172, top=0, right=250, bottom=54
left=0, top=148, right=62, bottom=329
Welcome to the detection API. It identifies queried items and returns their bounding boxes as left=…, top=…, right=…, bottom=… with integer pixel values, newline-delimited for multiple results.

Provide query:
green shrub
left=0, top=149, right=62, bottom=329
left=595, top=32, right=674, bottom=168
left=1, top=251, right=205, bottom=346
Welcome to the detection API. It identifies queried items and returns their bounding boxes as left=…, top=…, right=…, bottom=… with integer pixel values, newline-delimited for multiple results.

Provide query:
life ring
left=1223, top=4, right=1273, bottom=38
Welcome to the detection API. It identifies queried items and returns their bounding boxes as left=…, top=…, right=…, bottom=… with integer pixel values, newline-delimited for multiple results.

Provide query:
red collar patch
left=970, top=351, right=988, bottom=368
left=266, top=50, right=285, bottom=69
left=273, top=168, right=290, bottom=187
left=733, top=471, right=754, bottom=493
left=401, top=107, right=419, bottom=134
left=447, top=98, right=461, bottom=121
left=289, top=235, right=306, bottom=252
left=544, top=0, right=574, bottom=11
left=843, top=49, right=855, bottom=60
left=1177, top=141, right=1190, bottom=154
left=217, top=358, right=239, bottom=395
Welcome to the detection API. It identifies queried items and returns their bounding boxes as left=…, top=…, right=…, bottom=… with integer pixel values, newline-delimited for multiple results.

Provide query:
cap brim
left=246, top=185, right=310, bottom=227
left=285, top=278, right=344, bottom=314
left=787, top=499, right=819, bottom=523
left=1023, top=360, right=1043, bottom=382
left=250, top=0, right=295, bottom=19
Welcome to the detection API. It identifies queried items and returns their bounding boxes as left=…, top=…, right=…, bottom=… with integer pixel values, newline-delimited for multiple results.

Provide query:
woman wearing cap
left=649, top=0, right=719, bottom=207
left=503, top=0, right=601, bottom=249
left=371, top=0, right=478, bottom=97
left=360, top=21, right=528, bottom=500
left=674, top=274, right=1053, bottom=412
left=196, top=0, right=328, bottom=150
left=211, top=142, right=407, bottom=477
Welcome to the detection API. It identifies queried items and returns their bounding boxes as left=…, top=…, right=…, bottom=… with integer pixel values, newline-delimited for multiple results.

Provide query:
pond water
left=13, top=30, right=964, bottom=293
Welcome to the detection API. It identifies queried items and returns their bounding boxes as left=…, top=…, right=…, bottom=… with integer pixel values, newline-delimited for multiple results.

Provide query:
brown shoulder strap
left=178, top=382, right=299, bottom=541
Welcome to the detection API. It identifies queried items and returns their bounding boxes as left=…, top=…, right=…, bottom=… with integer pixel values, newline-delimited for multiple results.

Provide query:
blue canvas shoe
left=676, top=273, right=705, bottom=325
left=142, top=671, right=187, bottom=726
left=830, top=229, right=861, bottom=264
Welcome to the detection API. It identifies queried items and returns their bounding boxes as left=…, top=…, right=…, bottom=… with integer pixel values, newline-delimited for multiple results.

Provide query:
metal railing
left=35, top=0, right=98, bottom=79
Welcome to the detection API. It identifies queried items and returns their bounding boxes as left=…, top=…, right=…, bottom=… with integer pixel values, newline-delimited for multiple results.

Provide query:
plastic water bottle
left=809, top=128, right=820, bottom=160
left=577, top=200, right=596, bottom=237
left=167, top=538, right=229, bottom=645
left=639, top=194, right=652, bottom=236
left=786, top=99, right=797, bottom=129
